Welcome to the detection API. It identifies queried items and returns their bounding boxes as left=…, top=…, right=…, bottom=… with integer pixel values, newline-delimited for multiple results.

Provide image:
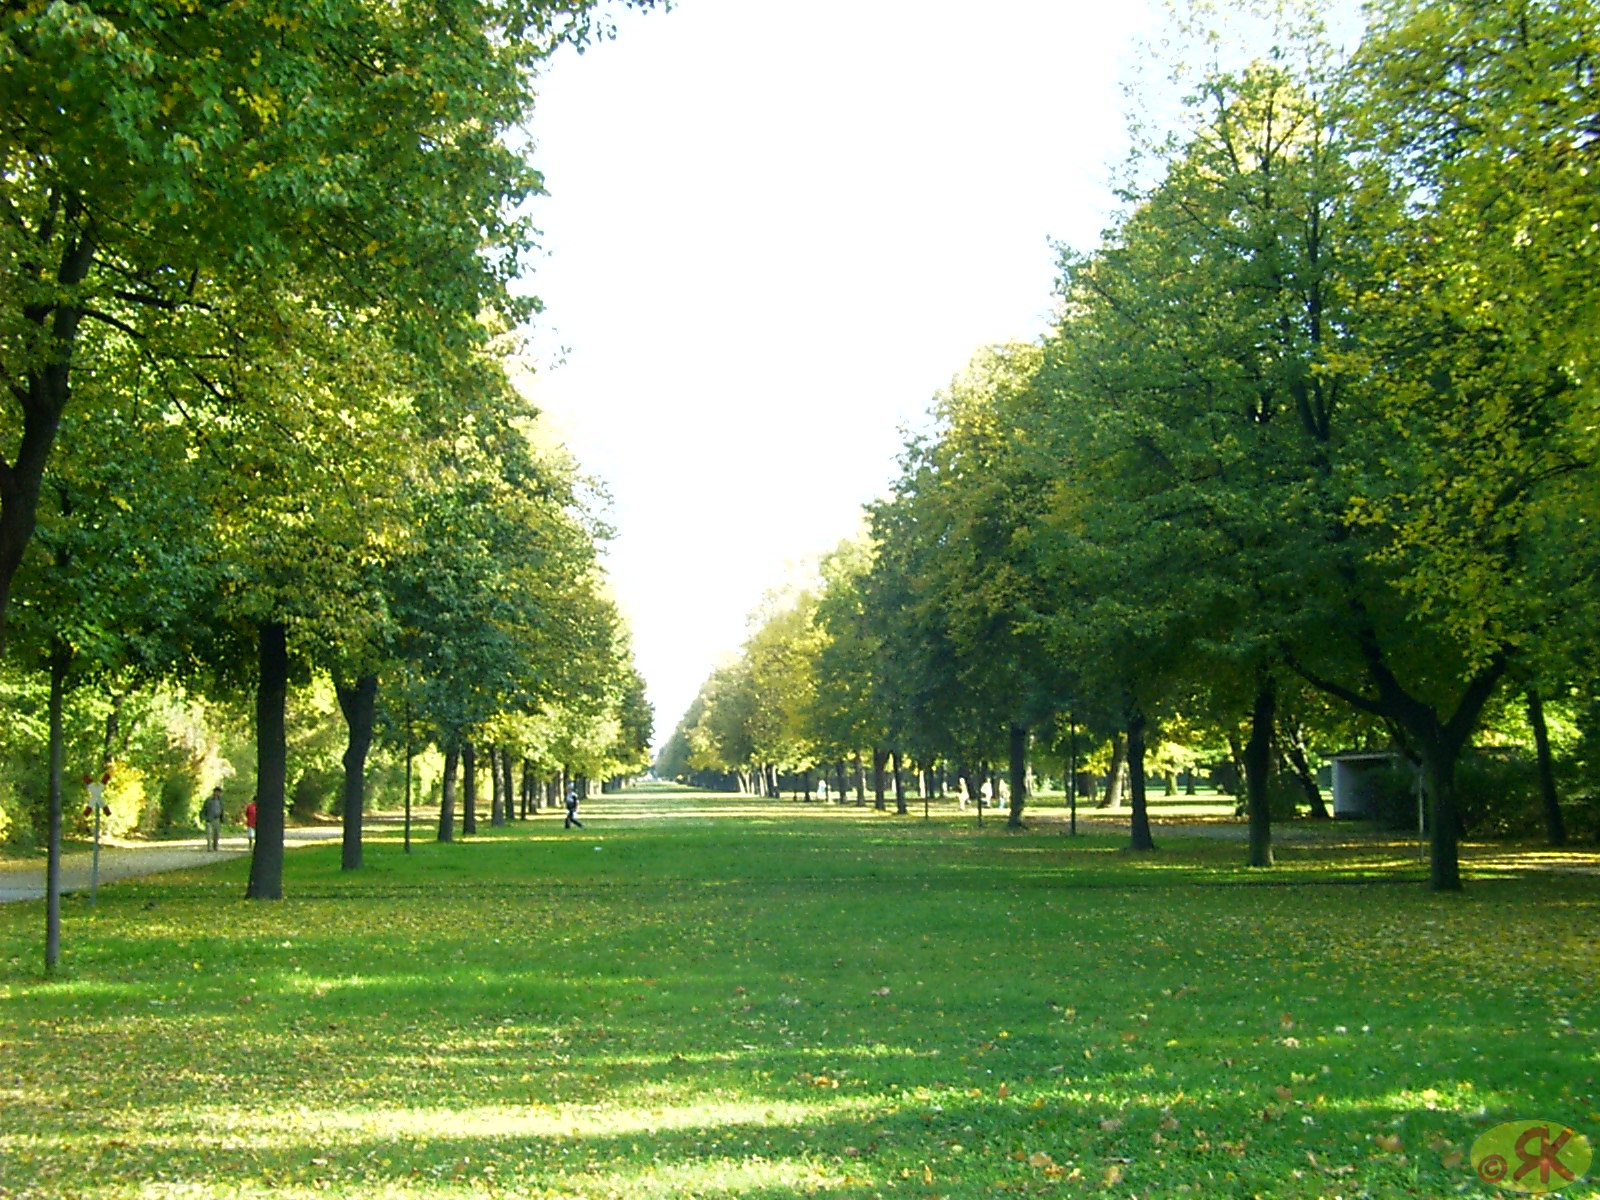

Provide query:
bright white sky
left=518, top=0, right=1330, bottom=748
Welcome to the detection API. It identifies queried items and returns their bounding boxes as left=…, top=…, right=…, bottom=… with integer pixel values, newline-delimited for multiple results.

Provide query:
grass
left=0, top=785, right=1596, bottom=1199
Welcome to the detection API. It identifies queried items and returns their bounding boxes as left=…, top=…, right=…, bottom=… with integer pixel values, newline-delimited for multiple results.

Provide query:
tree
left=1, top=0, right=658, bottom=650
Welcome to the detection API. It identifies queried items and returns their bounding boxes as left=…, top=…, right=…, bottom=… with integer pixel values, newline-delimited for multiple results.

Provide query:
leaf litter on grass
left=1, top=793, right=1597, bottom=1198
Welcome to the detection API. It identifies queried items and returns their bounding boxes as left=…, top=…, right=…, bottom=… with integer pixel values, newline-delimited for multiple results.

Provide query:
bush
left=1365, top=765, right=1422, bottom=831
left=158, top=774, right=197, bottom=831
left=1456, top=749, right=1542, bottom=838
left=290, top=767, right=340, bottom=820
left=1266, top=773, right=1301, bottom=820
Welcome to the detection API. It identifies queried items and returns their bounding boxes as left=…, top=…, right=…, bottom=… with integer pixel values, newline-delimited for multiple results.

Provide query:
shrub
left=290, top=767, right=340, bottom=820
left=158, top=773, right=197, bottom=832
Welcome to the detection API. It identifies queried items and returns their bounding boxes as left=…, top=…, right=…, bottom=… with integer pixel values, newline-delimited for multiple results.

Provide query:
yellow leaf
left=1027, top=1152, right=1053, bottom=1168
left=1102, top=1163, right=1122, bottom=1187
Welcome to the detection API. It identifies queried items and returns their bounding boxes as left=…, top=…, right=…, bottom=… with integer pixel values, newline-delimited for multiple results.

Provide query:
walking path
left=0, top=827, right=344, bottom=904
left=3, top=797, right=1591, bottom=901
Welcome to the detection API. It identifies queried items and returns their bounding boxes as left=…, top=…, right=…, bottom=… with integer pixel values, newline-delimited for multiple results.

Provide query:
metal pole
left=1068, top=717, right=1077, bottom=837
left=90, top=792, right=101, bottom=906
left=1417, top=772, right=1425, bottom=861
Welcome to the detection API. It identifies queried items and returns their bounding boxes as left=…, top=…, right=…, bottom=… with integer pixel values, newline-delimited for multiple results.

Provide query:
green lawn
left=1, top=786, right=1596, bottom=1199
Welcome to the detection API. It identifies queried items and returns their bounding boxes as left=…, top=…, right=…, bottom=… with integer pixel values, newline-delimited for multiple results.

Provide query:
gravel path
left=0, top=827, right=344, bottom=904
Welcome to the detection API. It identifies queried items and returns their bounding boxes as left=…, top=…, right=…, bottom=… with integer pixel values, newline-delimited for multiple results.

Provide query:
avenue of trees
left=0, top=0, right=656, bottom=955
left=659, top=0, right=1600, bottom=890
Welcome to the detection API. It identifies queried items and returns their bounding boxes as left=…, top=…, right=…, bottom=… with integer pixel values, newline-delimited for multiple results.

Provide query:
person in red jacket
left=244, top=797, right=257, bottom=850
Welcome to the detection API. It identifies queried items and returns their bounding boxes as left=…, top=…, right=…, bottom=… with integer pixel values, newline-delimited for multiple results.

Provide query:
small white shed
left=1330, top=751, right=1401, bottom=819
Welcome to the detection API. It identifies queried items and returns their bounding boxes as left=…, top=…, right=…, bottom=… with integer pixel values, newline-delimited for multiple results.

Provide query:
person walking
left=243, top=796, right=257, bottom=851
left=564, top=785, right=584, bottom=829
left=202, top=787, right=225, bottom=851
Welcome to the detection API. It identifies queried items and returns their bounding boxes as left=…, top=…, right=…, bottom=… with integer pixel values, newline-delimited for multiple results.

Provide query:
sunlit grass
left=1, top=787, right=1597, bottom=1198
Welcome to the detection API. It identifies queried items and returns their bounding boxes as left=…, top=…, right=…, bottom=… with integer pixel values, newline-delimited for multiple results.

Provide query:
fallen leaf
left=998, top=1082, right=1009, bottom=1099
left=1280, top=1013, right=1296, bottom=1030
left=1442, top=1148, right=1464, bottom=1169
left=1102, top=1164, right=1122, bottom=1187
left=1159, top=1116, right=1179, bottom=1132
left=1375, top=1134, right=1403, bottom=1153
left=873, top=987, right=891, bottom=996
left=1275, top=1084, right=1293, bottom=1101
left=1099, top=1117, right=1123, bottom=1132
left=1028, top=1152, right=1054, bottom=1168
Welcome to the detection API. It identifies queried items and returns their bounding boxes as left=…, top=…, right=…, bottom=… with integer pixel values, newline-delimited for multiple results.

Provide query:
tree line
left=1, top=0, right=658, bottom=962
left=659, top=0, right=1599, bottom=890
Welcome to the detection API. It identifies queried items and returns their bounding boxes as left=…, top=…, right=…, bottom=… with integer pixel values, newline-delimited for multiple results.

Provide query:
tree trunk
left=246, top=621, right=289, bottom=900
left=1007, top=723, right=1027, bottom=828
left=1525, top=689, right=1567, bottom=847
left=872, top=747, right=887, bottom=810
left=522, top=760, right=535, bottom=817
left=488, top=746, right=503, bottom=825
left=853, top=751, right=866, bottom=805
left=495, top=749, right=509, bottom=819
left=1101, top=733, right=1126, bottom=808
left=1127, top=710, right=1156, bottom=851
left=835, top=760, right=847, bottom=805
left=1295, top=640, right=1505, bottom=889
left=892, top=750, right=907, bottom=815
left=335, top=674, right=378, bottom=872
left=1244, top=679, right=1276, bottom=868
left=1280, top=716, right=1330, bottom=819
left=1418, top=739, right=1465, bottom=891
left=438, top=740, right=459, bottom=842
left=44, top=640, right=70, bottom=971
left=462, top=741, right=478, bottom=835
left=1226, top=731, right=1246, bottom=808
left=0, top=219, right=95, bottom=656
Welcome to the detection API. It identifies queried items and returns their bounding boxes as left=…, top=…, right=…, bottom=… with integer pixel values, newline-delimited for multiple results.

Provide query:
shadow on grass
left=1, top=795, right=1596, bottom=1197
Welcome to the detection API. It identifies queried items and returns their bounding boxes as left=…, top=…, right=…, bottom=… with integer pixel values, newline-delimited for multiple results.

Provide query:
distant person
left=817, top=778, right=829, bottom=803
left=564, top=785, right=584, bottom=829
left=202, top=788, right=225, bottom=851
left=244, top=796, right=257, bottom=850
